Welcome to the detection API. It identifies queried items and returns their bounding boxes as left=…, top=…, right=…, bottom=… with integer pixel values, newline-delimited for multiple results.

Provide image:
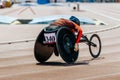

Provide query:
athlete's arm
left=73, top=23, right=83, bottom=44
left=72, top=23, right=83, bottom=52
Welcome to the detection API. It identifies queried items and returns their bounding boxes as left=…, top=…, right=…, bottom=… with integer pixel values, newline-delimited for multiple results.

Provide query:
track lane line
left=76, top=72, right=120, bottom=80
left=82, top=7, right=120, bottom=22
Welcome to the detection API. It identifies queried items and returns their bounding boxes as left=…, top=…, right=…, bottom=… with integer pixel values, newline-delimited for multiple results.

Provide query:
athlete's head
left=69, top=16, right=80, bottom=26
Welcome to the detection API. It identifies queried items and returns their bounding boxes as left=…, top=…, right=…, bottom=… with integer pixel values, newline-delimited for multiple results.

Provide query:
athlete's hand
left=74, top=43, right=79, bottom=52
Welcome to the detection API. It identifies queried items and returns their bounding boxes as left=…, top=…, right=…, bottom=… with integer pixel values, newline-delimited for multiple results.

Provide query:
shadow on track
left=36, top=61, right=89, bottom=66
left=36, top=57, right=105, bottom=66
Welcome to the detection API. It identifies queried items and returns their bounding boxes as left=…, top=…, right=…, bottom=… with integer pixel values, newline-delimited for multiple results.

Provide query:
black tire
left=56, top=27, right=79, bottom=64
left=89, top=34, right=101, bottom=58
left=34, top=30, right=54, bottom=63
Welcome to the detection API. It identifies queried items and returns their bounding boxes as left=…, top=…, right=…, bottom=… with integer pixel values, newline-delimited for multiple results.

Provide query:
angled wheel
left=89, top=34, right=102, bottom=58
left=56, top=27, right=79, bottom=64
left=34, top=30, right=54, bottom=63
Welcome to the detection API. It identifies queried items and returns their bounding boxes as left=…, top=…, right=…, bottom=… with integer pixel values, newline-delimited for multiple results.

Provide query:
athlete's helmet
left=69, top=16, right=80, bottom=26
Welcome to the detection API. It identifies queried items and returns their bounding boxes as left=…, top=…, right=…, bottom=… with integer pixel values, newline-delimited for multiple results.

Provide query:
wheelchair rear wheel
left=56, top=27, right=79, bottom=64
left=34, top=30, right=54, bottom=63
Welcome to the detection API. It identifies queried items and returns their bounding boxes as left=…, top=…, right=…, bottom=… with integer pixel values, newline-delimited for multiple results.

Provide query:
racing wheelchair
left=34, top=26, right=102, bottom=64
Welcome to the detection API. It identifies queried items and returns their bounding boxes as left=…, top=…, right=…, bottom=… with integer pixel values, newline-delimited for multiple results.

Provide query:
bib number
left=43, top=33, right=56, bottom=44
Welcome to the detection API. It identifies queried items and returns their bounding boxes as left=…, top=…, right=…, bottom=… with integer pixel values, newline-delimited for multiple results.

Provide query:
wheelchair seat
left=44, top=26, right=60, bottom=33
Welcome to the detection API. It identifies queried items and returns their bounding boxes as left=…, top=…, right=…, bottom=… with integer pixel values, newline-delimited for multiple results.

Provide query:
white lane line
left=84, top=24, right=120, bottom=34
left=88, top=5, right=120, bottom=16
left=82, top=7, right=120, bottom=22
left=0, top=60, right=120, bottom=79
left=0, top=67, right=60, bottom=78
left=76, top=72, right=120, bottom=80
left=0, top=65, right=77, bottom=78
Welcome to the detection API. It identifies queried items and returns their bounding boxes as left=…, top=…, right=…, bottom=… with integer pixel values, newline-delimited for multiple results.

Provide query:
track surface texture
left=0, top=3, right=120, bottom=80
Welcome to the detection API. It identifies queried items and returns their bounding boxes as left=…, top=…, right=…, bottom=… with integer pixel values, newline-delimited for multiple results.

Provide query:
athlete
left=50, top=16, right=83, bottom=52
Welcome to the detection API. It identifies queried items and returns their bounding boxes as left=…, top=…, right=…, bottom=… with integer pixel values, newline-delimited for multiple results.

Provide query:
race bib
left=43, top=33, right=56, bottom=44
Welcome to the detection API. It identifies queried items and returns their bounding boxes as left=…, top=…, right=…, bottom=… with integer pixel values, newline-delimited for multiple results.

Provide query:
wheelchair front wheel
left=89, top=34, right=102, bottom=58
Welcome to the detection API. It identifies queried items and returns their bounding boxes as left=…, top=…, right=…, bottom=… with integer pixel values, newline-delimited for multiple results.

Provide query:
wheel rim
left=63, top=34, right=73, bottom=54
left=90, top=37, right=100, bottom=55
left=89, top=34, right=101, bottom=58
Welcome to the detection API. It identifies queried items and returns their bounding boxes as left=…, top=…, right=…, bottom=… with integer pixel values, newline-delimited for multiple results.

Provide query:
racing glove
left=74, top=43, right=79, bottom=52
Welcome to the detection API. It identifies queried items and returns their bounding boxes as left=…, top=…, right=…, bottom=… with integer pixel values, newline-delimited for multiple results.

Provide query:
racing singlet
left=50, top=18, right=83, bottom=44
